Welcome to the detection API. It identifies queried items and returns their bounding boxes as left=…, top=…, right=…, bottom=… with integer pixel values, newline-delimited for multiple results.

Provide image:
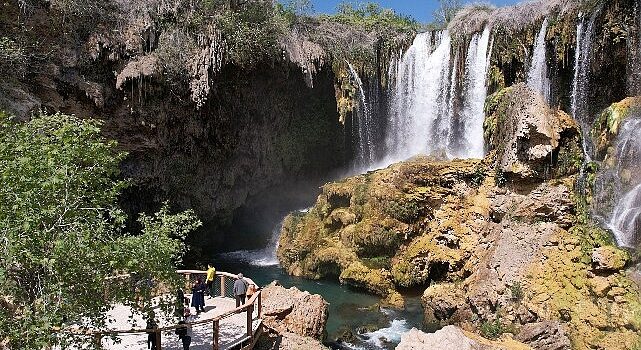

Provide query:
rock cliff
left=278, top=85, right=641, bottom=349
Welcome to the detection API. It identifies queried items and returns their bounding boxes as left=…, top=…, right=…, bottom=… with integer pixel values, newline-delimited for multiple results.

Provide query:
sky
left=309, top=0, right=523, bottom=24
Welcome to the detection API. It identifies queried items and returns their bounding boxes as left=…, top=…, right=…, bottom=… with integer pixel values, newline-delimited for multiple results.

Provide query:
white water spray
left=605, top=117, right=641, bottom=247
left=460, top=27, right=492, bottom=159
left=385, top=31, right=453, bottom=163
left=571, top=12, right=598, bottom=159
left=527, top=18, right=550, bottom=102
left=347, top=62, right=375, bottom=169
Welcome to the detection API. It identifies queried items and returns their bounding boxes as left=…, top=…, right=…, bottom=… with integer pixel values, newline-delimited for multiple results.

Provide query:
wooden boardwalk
left=100, top=295, right=262, bottom=350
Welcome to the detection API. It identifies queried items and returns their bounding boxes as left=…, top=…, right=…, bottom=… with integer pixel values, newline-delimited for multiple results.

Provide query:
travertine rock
left=484, top=83, right=582, bottom=181
left=261, top=282, right=328, bottom=340
left=516, top=321, right=571, bottom=350
left=396, top=326, right=531, bottom=350
left=591, top=246, right=628, bottom=271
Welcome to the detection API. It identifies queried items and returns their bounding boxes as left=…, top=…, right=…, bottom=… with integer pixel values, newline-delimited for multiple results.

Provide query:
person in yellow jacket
left=205, top=263, right=216, bottom=298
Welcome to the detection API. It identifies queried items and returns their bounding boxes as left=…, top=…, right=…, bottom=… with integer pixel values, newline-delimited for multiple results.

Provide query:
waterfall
left=600, top=117, right=641, bottom=247
left=527, top=18, right=550, bottom=102
left=385, top=31, right=453, bottom=163
left=347, top=62, right=375, bottom=169
left=217, top=220, right=284, bottom=266
left=571, top=12, right=598, bottom=158
left=460, top=27, right=492, bottom=159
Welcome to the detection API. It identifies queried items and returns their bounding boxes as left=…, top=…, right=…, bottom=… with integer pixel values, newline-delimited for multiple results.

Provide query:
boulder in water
left=261, top=281, right=328, bottom=340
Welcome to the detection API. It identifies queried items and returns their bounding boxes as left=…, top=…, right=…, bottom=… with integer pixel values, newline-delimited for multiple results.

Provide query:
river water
left=216, top=217, right=424, bottom=349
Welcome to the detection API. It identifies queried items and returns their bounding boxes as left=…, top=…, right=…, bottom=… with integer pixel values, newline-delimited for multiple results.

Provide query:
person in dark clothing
left=175, top=319, right=192, bottom=350
left=233, top=273, right=249, bottom=307
left=176, top=288, right=186, bottom=317
left=191, top=278, right=206, bottom=313
left=146, top=313, right=159, bottom=350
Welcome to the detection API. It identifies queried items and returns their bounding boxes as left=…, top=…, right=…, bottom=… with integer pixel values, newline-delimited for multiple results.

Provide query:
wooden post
left=257, top=292, right=262, bottom=318
left=155, top=329, right=162, bottom=350
left=212, top=319, right=220, bottom=350
left=185, top=273, right=191, bottom=289
left=247, top=304, right=253, bottom=338
left=220, top=275, right=225, bottom=297
left=93, top=333, right=102, bottom=348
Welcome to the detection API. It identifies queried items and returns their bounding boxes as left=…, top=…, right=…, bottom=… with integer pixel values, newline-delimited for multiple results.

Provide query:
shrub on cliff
left=0, top=112, right=201, bottom=349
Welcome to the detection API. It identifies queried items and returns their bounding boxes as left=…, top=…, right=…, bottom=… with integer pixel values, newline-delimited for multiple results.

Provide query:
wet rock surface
left=484, top=83, right=583, bottom=181
left=261, top=282, right=329, bottom=340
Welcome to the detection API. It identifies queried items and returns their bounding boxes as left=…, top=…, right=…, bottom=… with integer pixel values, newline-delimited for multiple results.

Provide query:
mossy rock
left=591, top=97, right=641, bottom=161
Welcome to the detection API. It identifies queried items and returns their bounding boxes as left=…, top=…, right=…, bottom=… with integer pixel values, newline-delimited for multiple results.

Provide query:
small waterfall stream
left=460, top=27, right=492, bottom=159
left=571, top=12, right=599, bottom=159
left=527, top=18, right=550, bottom=102
left=347, top=62, right=375, bottom=169
left=598, top=117, right=641, bottom=247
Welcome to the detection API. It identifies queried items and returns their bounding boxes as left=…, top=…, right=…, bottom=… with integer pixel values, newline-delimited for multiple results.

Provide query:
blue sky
left=309, top=0, right=523, bottom=23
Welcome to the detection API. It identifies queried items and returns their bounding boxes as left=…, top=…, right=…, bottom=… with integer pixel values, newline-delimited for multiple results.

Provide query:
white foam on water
left=362, top=319, right=410, bottom=348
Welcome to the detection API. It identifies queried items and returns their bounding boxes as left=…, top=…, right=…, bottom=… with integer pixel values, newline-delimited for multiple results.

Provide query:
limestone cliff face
left=277, top=86, right=641, bottom=349
left=0, top=1, right=354, bottom=255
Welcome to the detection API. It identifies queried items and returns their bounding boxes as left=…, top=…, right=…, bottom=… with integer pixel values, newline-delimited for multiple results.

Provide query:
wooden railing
left=87, top=271, right=263, bottom=350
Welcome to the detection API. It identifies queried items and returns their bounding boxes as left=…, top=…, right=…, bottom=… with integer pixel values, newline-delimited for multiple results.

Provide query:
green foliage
left=0, top=112, right=201, bottom=349
left=509, top=282, right=524, bottom=301
left=494, top=169, right=507, bottom=187
left=330, top=2, right=419, bottom=33
left=216, top=2, right=285, bottom=68
left=479, top=319, right=507, bottom=340
left=384, top=199, right=423, bottom=223
left=433, top=0, right=462, bottom=27
left=276, top=0, right=313, bottom=26
left=470, top=167, right=486, bottom=188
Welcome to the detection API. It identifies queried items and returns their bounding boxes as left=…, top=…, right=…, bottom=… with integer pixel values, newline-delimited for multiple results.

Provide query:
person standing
left=233, top=273, right=249, bottom=307
left=191, top=278, right=206, bottom=314
left=175, top=318, right=192, bottom=350
left=205, top=263, right=216, bottom=298
left=146, top=313, right=159, bottom=350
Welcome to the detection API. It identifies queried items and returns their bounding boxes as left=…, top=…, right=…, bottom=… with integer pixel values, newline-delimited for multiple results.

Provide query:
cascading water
left=527, top=18, right=550, bottom=102
left=385, top=31, right=453, bottom=163
left=217, top=220, right=284, bottom=266
left=460, top=27, right=492, bottom=159
left=347, top=62, right=375, bottom=169
left=594, top=116, right=641, bottom=247
left=384, top=28, right=492, bottom=164
left=571, top=12, right=598, bottom=159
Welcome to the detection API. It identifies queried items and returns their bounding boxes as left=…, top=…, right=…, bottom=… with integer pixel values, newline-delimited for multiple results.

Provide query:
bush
left=384, top=199, right=423, bottom=223
left=509, top=282, right=524, bottom=301
left=480, top=319, right=506, bottom=340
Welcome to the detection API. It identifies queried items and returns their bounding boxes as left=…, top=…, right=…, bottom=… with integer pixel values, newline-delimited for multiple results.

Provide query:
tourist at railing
left=146, top=312, right=159, bottom=350
left=233, top=273, right=249, bottom=307
left=191, top=278, right=206, bottom=314
left=175, top=318, right=192, bottom=350
left=205, top=263, right=216, bottom=298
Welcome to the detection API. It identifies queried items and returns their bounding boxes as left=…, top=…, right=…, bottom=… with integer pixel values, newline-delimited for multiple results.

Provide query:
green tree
left=434, top=0, right=463, bottom=26
left=0, top=112, right=201, bottom=348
